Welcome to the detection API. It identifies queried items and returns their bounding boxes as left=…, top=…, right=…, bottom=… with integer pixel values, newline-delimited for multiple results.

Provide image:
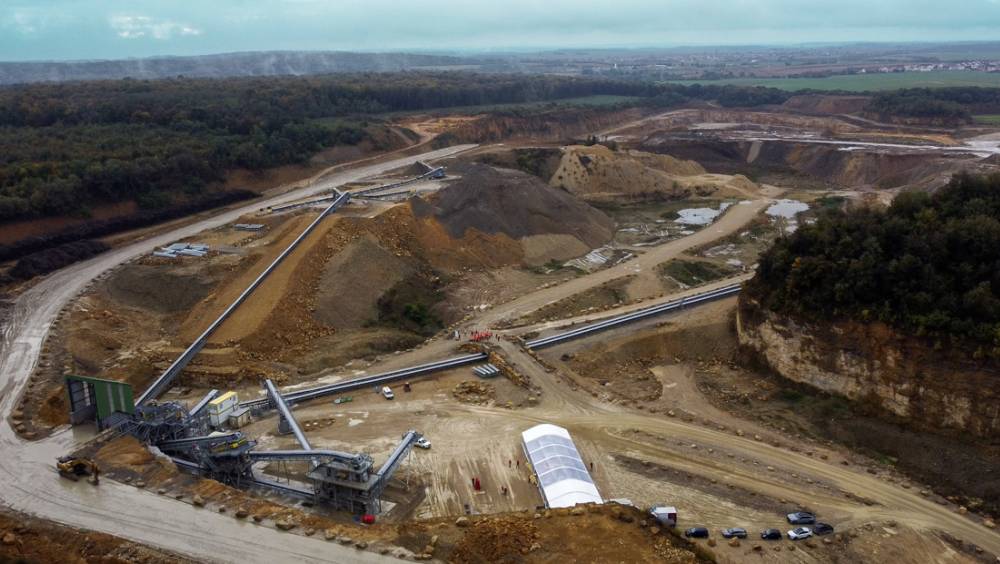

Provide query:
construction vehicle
left=57, top=456, right=99, bottom=483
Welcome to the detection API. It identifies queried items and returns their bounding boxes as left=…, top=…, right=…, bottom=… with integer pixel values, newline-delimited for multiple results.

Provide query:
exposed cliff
left=737, top=296, right=1000, bottom=438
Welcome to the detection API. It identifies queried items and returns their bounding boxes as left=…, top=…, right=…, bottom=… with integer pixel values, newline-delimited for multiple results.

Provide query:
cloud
left=3, top=8, right=71, bottom=35
left=109, top=15, right=202, bottom=40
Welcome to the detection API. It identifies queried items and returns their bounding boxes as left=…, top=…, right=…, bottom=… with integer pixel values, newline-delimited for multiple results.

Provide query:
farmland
left=668, top=70, right=1000, bottom=91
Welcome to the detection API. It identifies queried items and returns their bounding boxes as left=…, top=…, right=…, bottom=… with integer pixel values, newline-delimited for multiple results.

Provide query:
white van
left=382, top=386, right=394, bottom=400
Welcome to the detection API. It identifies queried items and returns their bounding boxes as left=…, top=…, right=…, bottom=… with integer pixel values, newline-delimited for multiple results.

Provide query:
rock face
left=737, top=296, right=1000, bottom=438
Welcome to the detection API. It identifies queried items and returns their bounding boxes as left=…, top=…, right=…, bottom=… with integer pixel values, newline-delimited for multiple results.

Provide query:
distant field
left=974, top=114, right=1000, bottom=125
left=666, top=71, right=1000, bottom=92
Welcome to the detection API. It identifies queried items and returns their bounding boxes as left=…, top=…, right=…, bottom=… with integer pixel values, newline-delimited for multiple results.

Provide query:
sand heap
left=551, top=144, right=758, bottom=202
left=412, top=164, right=615, bottom=266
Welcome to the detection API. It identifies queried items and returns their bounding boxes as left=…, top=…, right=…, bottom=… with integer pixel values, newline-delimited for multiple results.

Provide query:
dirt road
left=0, top=145, right=475, bottom=563
left=477, top=194, right=776, bottom=328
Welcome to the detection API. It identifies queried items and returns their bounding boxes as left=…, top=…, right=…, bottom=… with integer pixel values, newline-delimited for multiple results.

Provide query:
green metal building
left=65, top=375, right=135, bottom=428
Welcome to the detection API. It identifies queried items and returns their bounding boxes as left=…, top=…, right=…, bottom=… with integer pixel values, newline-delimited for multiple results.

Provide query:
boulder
left=455, top=516, right=470, bottom=527
left=571, top=507, right=585, bottom=516
left=324, top=529, right=338, bottom=541
left=275, top=519, right=296, bottom=531
left=706, top=538, right=716, bottom=547
left=235, top=508, right=249, bottom=519
left=2, top=533, right=16, bottom=546
left=192, top=495, right=205, bottom=507
left=728, top=538, right=740, bottom=547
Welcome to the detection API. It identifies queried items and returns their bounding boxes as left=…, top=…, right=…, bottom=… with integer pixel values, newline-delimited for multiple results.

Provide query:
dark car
left=721, top=527, right=748, bottom=539
left=813, top=522, right=835, bottom=535
left=786, top=511, right=816, bottom=525
left=760, top=528, right=783, bottom=540
left=684, top=527, right=710, bottom=538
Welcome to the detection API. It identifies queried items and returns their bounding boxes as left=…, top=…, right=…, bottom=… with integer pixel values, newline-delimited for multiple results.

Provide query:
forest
left=0, top=73, right=791, bottom=225
left=747, top=173, right=1000, bottom=353
left=865, top=86, right=1000, bottom=122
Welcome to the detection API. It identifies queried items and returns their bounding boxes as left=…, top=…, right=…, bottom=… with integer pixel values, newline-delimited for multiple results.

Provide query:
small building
left=207, top=391, right=239, bottom=428
left=228, top=406, right=251, bottom=428
left=64, top=375, right=135, bottom=429
left=521, top=423, right=602, bottom=509
left=650, top=505, right=678, bottom=527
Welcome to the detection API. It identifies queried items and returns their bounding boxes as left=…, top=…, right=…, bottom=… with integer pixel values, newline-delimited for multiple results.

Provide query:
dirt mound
left=551, top=145, right=758, bottom=202
left=782, top=94, right=871, bottom=115
left=366, top=205, right=526, bottom=270
left=521, top=234, right=590, bottom=267
left=0, top=509, right=192, bottom=564
left=451, top=515, right=540, bottom=563
left=104, top=264, right=221, bottom=314
left=402, top=161, right=432, bottom=177
left=314, top=234, right=415, bottom=329
left=414, top=164, right=614, bottom=248
left=452, top=380, right=496, bottom=405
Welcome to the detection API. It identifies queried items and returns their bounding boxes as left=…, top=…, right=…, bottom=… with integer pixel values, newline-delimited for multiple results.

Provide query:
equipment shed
left=65, top=375, right=135, bottom=429
left=521, top=423, right=602, bottom=509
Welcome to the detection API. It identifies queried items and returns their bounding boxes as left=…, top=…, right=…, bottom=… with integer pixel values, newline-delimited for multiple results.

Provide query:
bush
left=9, top=240, right=110, bottom=280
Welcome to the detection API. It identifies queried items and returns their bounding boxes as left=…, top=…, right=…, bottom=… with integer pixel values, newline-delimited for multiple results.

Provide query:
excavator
left=56, top=456, right=99, bottom=484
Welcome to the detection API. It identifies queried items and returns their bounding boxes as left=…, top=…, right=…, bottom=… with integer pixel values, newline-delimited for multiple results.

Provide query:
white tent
left=521, top=423, right=602, bottom=508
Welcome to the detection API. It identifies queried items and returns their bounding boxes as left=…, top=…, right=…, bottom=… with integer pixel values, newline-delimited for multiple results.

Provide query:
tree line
left=866, top=87, right=1000, bottom=122
left=0, top=73, right=799, bottom=225
left=747, top=173, right=1000, bottom=354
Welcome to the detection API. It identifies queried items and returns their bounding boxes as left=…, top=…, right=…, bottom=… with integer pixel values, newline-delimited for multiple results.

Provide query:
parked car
left=787, top=511, right=816, bottom=524
left=721, top=527, right=748, bottom=539
left=381, top=386, right=394, bottom=400
left=415, top=437, right=432, bottom=449
left=788, top=527, right=813, bottom=540
left=760, top=529, right=782, bottom=540
left=684, top=527, right=710, bottom=538
left=813, top=522, right=834, bottom=535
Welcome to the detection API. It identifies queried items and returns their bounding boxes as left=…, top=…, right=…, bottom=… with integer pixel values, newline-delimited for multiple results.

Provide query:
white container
left=208, top=391, right=239, bottom=427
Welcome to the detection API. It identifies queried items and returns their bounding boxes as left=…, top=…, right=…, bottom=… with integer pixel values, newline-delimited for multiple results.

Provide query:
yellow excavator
left=56, top=456, right=99, bottom=484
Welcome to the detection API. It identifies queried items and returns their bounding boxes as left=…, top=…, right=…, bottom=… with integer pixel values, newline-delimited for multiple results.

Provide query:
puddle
left=675, top=202, right=733, bottom=226
left=766, top=199, right=810, bottom=233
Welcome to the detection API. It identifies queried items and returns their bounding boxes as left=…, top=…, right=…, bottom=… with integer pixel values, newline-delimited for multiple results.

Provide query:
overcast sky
left=3, top=0, right=1000, bottom=61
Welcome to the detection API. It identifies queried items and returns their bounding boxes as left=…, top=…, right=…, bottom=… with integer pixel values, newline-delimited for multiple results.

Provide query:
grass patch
left=815, top=195, right=848, bottom=211
left=659, top=259, right=735, bottom=287
left=974, top=114, right=1000, bottom=125
left=666, top=71, right=1000, bottom=92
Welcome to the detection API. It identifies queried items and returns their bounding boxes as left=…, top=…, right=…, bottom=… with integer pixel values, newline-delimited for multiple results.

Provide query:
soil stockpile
left=551, top=145, right=757, bottom=202
left=412, top=164, right=614, bottom=248
left=314, top=234, right=415, bottom=329
left=103, top=264, right=222, bottom=314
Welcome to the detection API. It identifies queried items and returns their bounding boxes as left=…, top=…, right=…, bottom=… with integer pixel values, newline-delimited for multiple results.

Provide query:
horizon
left=5, top=40, right=1000, bottom=65
left=4, top=0, right=1000, bottom=62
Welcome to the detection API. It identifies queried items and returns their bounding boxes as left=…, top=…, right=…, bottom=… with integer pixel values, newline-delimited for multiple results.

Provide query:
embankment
left=736, top=295, right=1000, bottom=439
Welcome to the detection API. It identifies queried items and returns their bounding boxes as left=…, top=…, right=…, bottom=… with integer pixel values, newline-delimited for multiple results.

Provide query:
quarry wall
left=736, top=296, right=1000, bottom=438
